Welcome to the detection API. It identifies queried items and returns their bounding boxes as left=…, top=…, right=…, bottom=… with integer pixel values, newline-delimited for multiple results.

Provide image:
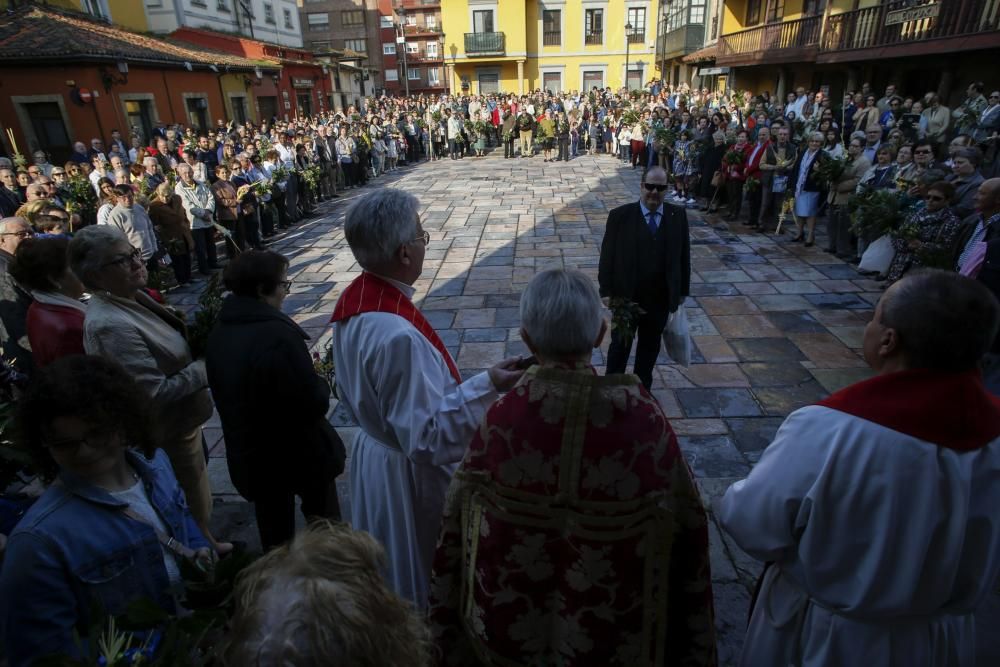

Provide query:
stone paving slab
left=171, top=151, right=891, bottom=664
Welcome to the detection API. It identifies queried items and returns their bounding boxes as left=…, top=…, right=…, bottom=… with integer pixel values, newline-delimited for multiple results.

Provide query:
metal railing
left=718, top=15, right=821, bottom=58
left=628, top=30, right=646, bottom=43
left=821, top=0, right=999, bottom=52
left=584, top=32, right=603, bottom=44
left=543, top=30, right=561, bottom=45
left=464, top=31, right=505, bottom=54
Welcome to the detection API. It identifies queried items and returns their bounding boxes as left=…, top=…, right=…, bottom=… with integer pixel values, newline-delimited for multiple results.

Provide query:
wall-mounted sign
left=698, top=67, right=729, bottom=76
left=292, top=77, right=315, bottom=88
left=885, top=3, right=939, bottom=25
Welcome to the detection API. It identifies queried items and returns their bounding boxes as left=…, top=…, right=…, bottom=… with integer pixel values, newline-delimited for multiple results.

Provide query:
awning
left=682, top=45, right=717, bottom=64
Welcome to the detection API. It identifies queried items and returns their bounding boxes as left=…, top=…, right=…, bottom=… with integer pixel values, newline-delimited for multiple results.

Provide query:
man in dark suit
left=599, top=166, right=691, bottom=389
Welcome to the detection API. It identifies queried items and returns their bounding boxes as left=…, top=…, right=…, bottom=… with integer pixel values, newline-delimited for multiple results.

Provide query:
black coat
left=205, top=295, right=345, bottom=499
left=790, top=148, right=828, bottom=193
left=598, top=202, right=691, bottom=314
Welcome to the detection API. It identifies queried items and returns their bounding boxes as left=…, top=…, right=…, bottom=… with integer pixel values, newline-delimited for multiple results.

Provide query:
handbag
left=710, top=171, right=724, bottom=188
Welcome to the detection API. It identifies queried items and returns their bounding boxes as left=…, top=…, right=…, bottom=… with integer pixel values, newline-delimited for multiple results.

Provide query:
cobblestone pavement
left=175, top=149, right=884, bottom=665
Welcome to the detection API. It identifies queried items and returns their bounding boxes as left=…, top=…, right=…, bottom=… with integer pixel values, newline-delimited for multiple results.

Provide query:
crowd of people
left=0, top=78, right=998, bottom=666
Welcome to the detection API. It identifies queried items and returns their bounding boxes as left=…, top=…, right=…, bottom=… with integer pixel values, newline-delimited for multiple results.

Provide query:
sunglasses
left=643, top=183, right=668, bottom=192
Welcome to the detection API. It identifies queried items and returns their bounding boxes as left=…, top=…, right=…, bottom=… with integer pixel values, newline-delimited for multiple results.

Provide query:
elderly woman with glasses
left=205, top=250, right=345, bottom=550
left=885, top=181, right=962, bottom=283
left=0, top=356, right=213, bottom=666
left=67, top=225, right=231, bottom=555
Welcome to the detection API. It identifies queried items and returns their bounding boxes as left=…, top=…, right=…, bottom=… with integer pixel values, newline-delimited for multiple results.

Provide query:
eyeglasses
left=914, top=149, right=932, bottom=154
left=410, top=230, right=430, bottom=246
left=279, top=279, right=293, bottom=291
left=643, top=183, right=669, bottom=192
left=51, top=171, right=65, bottom=176
left=1, top=229, right=33, bottom=239
left=102, top=247, right=142, bottom=269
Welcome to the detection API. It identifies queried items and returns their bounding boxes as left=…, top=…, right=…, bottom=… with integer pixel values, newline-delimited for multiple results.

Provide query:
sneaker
left=686, top=197, right=696, bottom=204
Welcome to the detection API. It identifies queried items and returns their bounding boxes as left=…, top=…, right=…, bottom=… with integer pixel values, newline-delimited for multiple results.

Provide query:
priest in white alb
left=330, top=189, right=523, bottom=609
left=719, top=270, right=1000, bottom=667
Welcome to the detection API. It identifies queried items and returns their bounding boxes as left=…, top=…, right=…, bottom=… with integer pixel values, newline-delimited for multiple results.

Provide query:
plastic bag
left=662, top=307, right=691, bottom=367
left=858, top=234, right=895, bottom=274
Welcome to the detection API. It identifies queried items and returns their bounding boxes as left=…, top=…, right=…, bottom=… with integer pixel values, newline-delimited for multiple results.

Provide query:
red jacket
left=26, top=301, right=85, bottom=367
left=745, top=140, right=772, bottom=180
left=723, top=142, right=753, bottom=181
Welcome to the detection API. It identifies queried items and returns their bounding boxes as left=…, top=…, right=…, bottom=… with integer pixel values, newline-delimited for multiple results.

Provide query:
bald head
left=640, top=166, right=669, bottom=210
left=975, top=178, right=1000, bottom=218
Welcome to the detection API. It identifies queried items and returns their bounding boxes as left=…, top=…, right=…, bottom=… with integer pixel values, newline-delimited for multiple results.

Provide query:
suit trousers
left=726, top=179, right=745, bottom=218
left=284, top=173, right=300, bottom=222
left=254, top=478, right=342, bottom=551
left=747, top=183, right=764, bottom=226
left=192, top=226, right=218, bottom=273
left=504, top=138, right=515, bottom=158
left=606, top=302, right=670, bottom=390
left=557, top=137, right=569, bottom=161
left=827, top=204, right=855, bottom=256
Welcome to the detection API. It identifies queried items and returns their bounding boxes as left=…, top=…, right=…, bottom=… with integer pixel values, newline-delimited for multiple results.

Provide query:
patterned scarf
left=330, top=272, right=462, bottom=383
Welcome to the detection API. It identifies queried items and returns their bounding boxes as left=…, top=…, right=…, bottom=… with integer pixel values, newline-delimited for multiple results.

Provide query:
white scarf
left=30, top=290, right=87, bottom=315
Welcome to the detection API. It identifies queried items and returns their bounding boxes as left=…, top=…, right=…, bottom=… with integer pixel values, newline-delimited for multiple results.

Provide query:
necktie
left=958, top=221, right=988, bottom=271
left=647, top=210, right=659, bottom=236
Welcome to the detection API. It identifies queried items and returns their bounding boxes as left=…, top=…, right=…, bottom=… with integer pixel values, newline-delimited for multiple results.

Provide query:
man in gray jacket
left=175, top=163, right=218, bottom=276
left=103, top=185, right=158, bottom=270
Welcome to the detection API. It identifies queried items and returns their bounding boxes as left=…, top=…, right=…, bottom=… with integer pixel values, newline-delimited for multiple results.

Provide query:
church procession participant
left=329, top=189, right=524, bottom=609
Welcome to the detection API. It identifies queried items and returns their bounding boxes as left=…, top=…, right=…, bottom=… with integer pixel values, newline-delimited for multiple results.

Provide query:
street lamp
left=624, top=22, right=633, bottom=92
left=397, top=7, right=410, bottom=97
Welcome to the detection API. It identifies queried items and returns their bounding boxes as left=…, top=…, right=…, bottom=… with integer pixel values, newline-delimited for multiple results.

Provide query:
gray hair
left=68, top=224, right=130, bottom=289
left=712, top=130, right=727, bottom=142
left=809, top=131, right=825, bottom=142
left=0, top=216, right=29, bottom=234
left=520, top=269, right=602, bottom=359
left=344, top=189, right=420, bottom=270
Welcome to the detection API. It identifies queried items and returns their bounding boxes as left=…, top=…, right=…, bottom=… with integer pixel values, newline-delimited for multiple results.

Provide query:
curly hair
left=221, top=521, right=432, bottom=667
left=16, top=355, right=154, bottom=481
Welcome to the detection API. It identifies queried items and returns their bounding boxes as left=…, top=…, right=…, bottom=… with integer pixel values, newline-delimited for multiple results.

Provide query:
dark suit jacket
left=598, top=202, right=691, bottom=314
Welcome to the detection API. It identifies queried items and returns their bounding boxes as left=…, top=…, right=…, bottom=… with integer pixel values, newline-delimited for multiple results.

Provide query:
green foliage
left=814, top=153, right=849, bottom=188
left=609, top=298, right=646, bottom=342
left=848, top=188, right=906, bottom=238
left=186, top=271, right=226, bottom=359
left=63, top=175, right=99, bottom=226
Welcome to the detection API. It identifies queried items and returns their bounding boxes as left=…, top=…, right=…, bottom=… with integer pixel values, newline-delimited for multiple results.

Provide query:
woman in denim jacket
left=0, top=355, right=210, bottom=666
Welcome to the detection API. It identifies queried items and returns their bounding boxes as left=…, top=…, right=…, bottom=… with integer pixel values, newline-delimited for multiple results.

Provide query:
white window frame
left=426, top=14, right=437, bottom=28
left=380, top=16, right=394, bottom=28
left=408, top=67, right=421, bottom=80
left=263, top=2, right=275, bottom=24
left=383, top=42, right=396, bottom=54
left=283, top=8, right=293, bottom=29
left=580, top=66, right=607, bottom=91
left=426, top=41, right=438, bottom=57
left=404, top=13, right=417, bottom=25
left=306, top=12, right=329, bottom=27
left=428, top=67, right=441, bottom=85
left=385, top=69, right=399, bottom=81
left=345, top=38, right=367, bottom=52
left=583, top=7, right=605, bottom=46
left=406, top=42, right=419, bottom=54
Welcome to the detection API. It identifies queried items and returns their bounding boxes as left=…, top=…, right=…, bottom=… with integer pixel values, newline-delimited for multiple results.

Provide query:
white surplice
left=719, top=402, right=1000, bottom=667
left=332, top=279, right=498, bottom=609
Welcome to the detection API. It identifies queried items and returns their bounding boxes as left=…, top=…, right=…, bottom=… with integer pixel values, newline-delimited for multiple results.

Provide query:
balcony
left=819, top=0, right=1000, bottom=61
left=396, top=0, right=440, bottom=7
left=656, top=23, right=705, bottom=61
left=403, top=23, right=442, bottom=36
left=464, top=31, right=505, bottom=55
left=405, top=51, right=444, bottom=63
left=584, top=32, right=603, bottom=45
left=627, top=30, right=646, bottom=43
left=543, top=30, right=561, bottom=46
left=716, top=15, right=821, bottom=65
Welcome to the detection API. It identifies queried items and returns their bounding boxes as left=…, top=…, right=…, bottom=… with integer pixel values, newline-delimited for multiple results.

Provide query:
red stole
left=817, top=368, right=1000, bottom=451
left=330, top=272, right=462, bottom=384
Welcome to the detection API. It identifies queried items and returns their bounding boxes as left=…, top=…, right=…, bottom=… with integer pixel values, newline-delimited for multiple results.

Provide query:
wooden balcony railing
left=821, top=0, right=1000, bottom=53
left=464, top=31, right=505, bottom=55
left=717, top=15, right=821, bottom=63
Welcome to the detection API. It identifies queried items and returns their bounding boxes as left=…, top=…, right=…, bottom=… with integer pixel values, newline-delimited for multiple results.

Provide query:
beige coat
left=830, top=154, right=872, bottom=206
left=83, top=290, right=212, bottom=442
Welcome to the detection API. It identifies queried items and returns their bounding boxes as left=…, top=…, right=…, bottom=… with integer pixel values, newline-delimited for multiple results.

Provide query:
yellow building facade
left=10, top=0, right=151, bottom=31
left=441, top=0, right=658, bottom=95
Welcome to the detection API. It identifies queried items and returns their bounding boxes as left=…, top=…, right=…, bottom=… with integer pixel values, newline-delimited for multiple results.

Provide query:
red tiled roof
left=683, top=46, right=717, bottom=64
left=0, top=5, right=275, bottom=71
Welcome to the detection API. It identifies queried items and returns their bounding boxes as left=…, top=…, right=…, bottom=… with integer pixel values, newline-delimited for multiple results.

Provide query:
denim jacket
left=0, top=449, right=207, bottom=667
